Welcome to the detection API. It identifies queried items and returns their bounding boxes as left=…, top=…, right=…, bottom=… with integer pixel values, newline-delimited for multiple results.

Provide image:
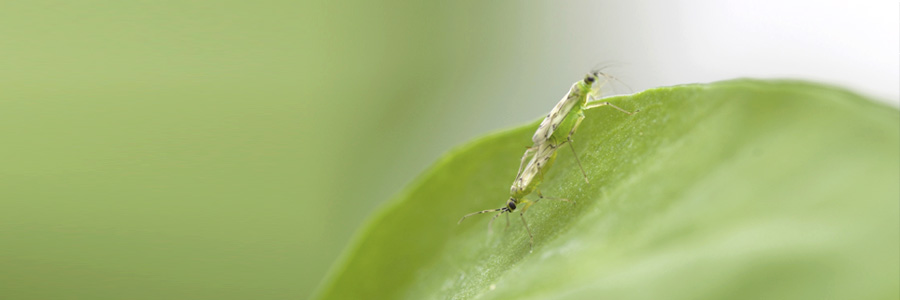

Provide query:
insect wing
left=511, top=154, right=538, bottom=194
left=532, top=82, right=581, bottom=144
left=510, top=143, right=556, bottom=195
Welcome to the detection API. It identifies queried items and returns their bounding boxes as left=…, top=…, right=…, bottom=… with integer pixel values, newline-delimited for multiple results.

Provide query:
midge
left=458, top=141, right=572, bottom=251
left=458, top=71, right=639, bottom=251
left=518, top=71, right=638, bottom=184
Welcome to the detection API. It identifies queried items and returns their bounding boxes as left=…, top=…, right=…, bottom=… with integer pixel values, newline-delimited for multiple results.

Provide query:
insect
left=458, top=71, right=638, bottom=251
left=458, top=140, right=572, bottom=251
left=518, top=71, right=638, bottom=183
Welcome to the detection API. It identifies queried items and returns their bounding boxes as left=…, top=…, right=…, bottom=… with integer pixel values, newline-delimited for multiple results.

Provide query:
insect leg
left=519, top=199, right=536, bottom=213
left=595, top=71, right=633, bottom=94
left=516, top=147, right=536, bottom=179
left=584, top=99, right=638, bottom=115
left=518, top=211, right=534, bottom=252
left=536, top=189, right=574, bottom=205
left=564, top=113, right=591, bottom=183
left=567, top=137, right=590, bottom=184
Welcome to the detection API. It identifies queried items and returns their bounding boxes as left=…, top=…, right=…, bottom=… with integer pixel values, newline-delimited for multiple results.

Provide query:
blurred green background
left=0, top=1, right=896, bottom=299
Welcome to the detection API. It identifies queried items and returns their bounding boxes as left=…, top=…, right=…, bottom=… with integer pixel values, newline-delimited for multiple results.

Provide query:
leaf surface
left=315, top=80, right=900, bottom=300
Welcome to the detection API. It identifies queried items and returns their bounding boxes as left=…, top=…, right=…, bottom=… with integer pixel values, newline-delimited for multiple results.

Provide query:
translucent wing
left=532, top=82, right=582, bottom=144
left=510, top=143, right=557, bottom=195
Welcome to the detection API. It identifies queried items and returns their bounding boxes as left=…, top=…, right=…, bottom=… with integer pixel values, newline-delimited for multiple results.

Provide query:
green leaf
left=313, top=79, right=900, bottom=300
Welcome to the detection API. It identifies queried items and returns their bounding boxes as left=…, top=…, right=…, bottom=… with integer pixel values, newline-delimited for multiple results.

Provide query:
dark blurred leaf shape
left=314, top=80, right=899, bottom=300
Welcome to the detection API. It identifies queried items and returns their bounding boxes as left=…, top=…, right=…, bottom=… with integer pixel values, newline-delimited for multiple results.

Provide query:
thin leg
left=591, top=77, right=609, bottom=96
left=518, top=211, right=534, bottom=252
left=584, top=100, right=638, bottom=115
left=567, top=135, right=590, bottom=184
left=562, top=113, right=590, bottom=183
left=519, top=199, right=535, bottom=213
left=516, top=147, right=536, bottom=179
left=536, top=189, right=574, bottom=205
left=567, top=113, right=586, bottom=138
left=595, top=71, right=634, bottom=94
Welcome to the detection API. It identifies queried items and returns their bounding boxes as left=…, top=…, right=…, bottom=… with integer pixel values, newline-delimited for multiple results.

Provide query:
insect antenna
left=458, top=207, right=505, bottom=224
left=590, top=61, right=628, bottom=74
left=588, top=62, right=632, bottom=95
left=504, top=213, right=511, bottom=231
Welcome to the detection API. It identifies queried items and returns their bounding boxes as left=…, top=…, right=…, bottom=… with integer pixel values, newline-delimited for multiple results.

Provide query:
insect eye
left=585, top=75, right=595, bottom=83
left=507, top=201, right=517, bottom=210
